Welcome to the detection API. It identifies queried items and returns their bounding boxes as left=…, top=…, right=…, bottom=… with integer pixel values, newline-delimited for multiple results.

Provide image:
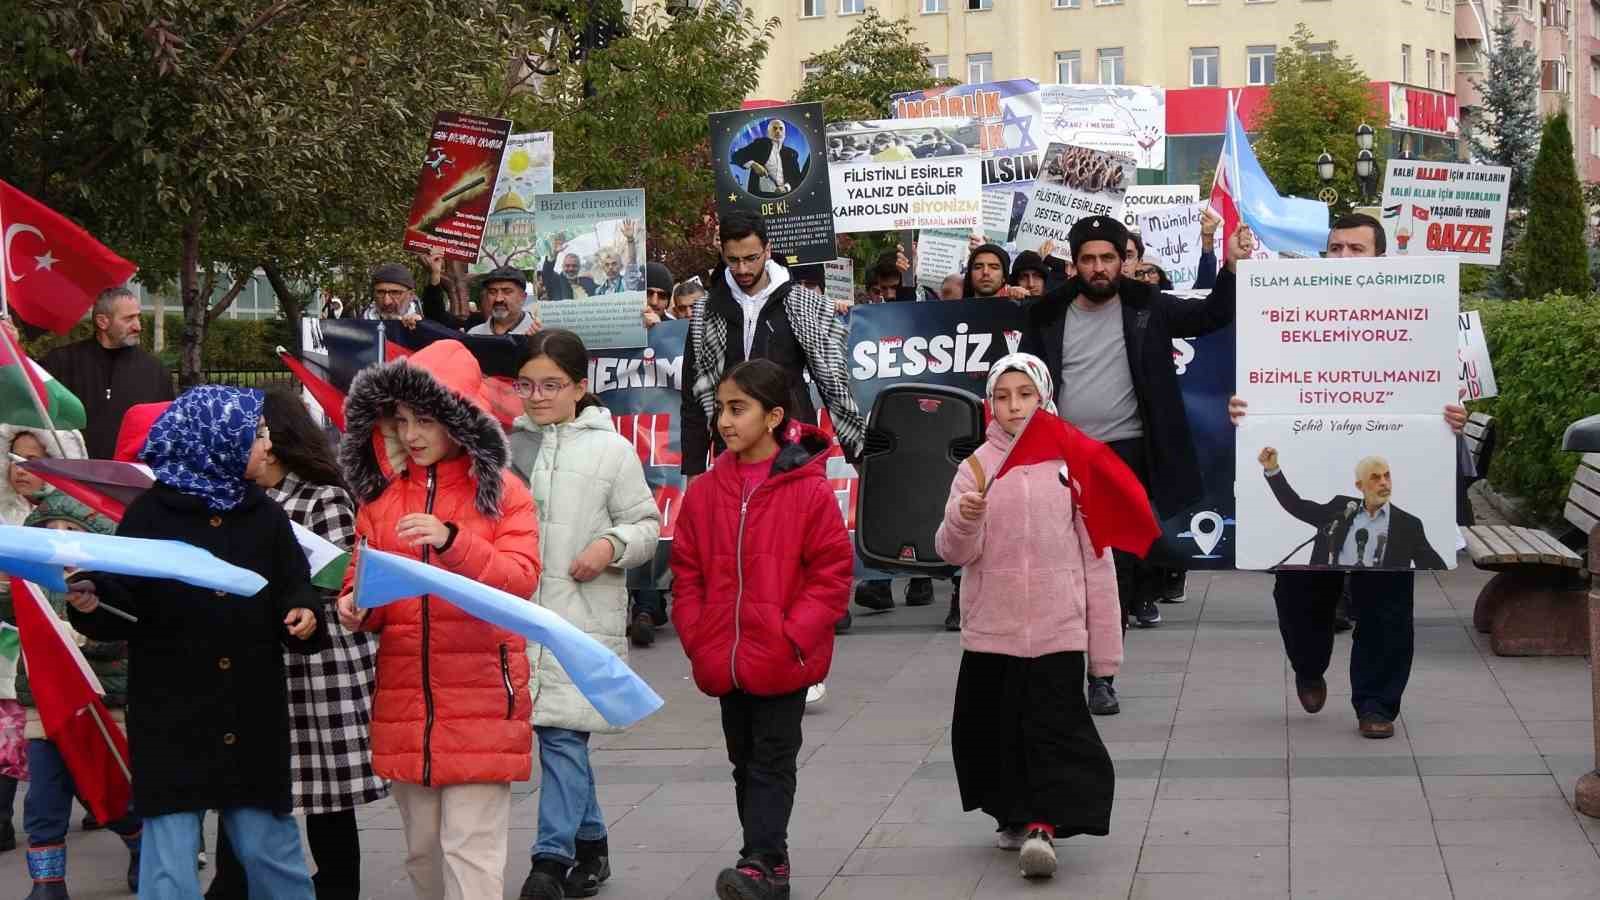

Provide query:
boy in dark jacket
left=64, top=385, right=323, bottom=898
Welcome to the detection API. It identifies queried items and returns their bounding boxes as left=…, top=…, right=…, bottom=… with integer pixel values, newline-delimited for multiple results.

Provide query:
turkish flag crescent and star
left=992, top=409, right=1162, bottom=558
left=9, top=577, right=132, bottom=823
left=0, top=180, right=138, bottom=334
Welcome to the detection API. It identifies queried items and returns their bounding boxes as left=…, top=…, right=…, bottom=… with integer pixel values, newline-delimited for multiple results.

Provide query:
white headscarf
left=985, top=352, right=1059, bottom=415
left=0, top=425, right=88, bottom=526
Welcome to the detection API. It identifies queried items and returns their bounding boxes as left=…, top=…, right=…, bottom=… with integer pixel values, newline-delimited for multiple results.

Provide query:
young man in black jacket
left=1021, top=215, right=1248, bottom=716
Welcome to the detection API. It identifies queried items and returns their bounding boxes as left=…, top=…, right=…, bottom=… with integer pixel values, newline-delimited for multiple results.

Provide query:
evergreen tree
left=1521, top=112, right=1589, bottom=298
left=1252, top=25, right=1382, bottom=207
left=1468, top=9, right=1541, bottom=207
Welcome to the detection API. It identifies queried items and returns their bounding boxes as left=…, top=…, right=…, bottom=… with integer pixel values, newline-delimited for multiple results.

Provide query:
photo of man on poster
left=1255, top=447, right=1448, bottom=570
left=730, top=118, right=809, bottom=198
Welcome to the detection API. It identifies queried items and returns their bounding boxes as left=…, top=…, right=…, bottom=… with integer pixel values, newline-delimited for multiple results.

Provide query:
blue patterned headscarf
left=141, top=385, right=265, bottom=511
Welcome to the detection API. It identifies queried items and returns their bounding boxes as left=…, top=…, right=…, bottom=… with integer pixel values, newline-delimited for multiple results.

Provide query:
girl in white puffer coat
left=508, top=328, right=661, bottom=900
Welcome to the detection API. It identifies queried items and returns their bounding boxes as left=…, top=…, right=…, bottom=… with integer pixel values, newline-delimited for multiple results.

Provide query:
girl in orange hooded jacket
left=334, top=340, right=541, bottom=900
left=671, top=360, right=853, bottom=900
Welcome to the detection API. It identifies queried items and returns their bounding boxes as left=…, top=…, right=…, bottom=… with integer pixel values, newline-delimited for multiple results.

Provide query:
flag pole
left=980, top=408, right=1036, bottom=499
left=1229, top=91, right=1247, bottom=254
left=85, top=703, right=133, bottom=783
left=0, top=192, right=9, bottom=319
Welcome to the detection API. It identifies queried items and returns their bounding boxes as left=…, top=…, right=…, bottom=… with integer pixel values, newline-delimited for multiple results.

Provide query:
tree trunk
left=261, top=261, right=303, bottom=322
left=178, top=208, right=205, bottom=389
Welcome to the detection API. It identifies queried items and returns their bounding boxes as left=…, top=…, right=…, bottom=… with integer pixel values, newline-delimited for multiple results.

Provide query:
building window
left=929, top=55, right=949, bottom=79
left=1592, top=59, right=1600, bottom=96
left=1190, top=47, right=1220, bottom=87
left=1542, top=0, right=1570, bottom=28
left=801, top=0, right=823, bottom=17
left=1306, top=42, right=1332, bottom=58
left=1542, top=59, right=1568, bottom=91
left=1591, top=125, right=1599, bottom=157
left=1441, top=51, right=1450, bottom=86
left=1425, top=49, right=1435, bottom=88
left=802, top=61, right=821, bottom=81
left=1401, top=44, right=1411, bottom=84
left=967, top=52, right=992, bottom=83
left=1247, top=45, right=1277, bottom=85
left=923, top=0, right=947, bottom=10
left=1593, top=2, right=1600, bottom=39
left=967, top=0, right=992, bottom=9
left=839, top=0, right=862, bottom=14
left=1055, top=50, right=1082, bottom=84
left=1094, top=0, right=1123, bottom=5
left=1098, top=47, right=1124, bottom=84
left=1053, top=0, right=1080, bottom=6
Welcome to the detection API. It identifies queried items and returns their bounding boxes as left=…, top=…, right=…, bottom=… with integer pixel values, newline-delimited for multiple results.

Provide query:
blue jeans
left=532, top=726, right=606, bottom=866
left=23, top=738, right=140, bottom=847
left=140, top=807, right=313, bottom=899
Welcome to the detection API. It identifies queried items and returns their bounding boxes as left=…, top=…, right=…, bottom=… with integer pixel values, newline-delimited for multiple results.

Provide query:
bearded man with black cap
left=467, top=266, right=540, bottom=336
left=1021, top=215, right=1250, bottom=716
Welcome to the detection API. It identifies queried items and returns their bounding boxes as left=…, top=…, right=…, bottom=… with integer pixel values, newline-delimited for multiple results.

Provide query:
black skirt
left=951, top=649, right=1113, bottom=837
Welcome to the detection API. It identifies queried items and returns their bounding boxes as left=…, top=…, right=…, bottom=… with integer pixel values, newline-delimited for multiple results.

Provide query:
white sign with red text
left=1380, top=160, right=1510, bottom=266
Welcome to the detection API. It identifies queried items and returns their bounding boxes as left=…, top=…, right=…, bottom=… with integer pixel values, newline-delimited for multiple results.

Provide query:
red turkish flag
left=1412, top=205, right=1431, bottom=221
left=992, top=409, right=1161, bottom=557
left=0, top=180, right=138, bottom=334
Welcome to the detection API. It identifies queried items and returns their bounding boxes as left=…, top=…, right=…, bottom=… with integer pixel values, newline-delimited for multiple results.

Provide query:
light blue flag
left=353, top=546, right=664, bottom=728
left=0, top=524, right=268, bottom=595
left=1225, top=96, right=1331, bottom=258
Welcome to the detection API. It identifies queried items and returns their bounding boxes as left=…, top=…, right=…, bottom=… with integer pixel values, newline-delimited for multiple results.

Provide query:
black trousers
left=207, top=808, right=361, bottom=900
left=719, top=689, right=806, bottom=866
left=1107, top=438, right=1161, bottom=626
left=1274, top=570, right=1415, bottom=721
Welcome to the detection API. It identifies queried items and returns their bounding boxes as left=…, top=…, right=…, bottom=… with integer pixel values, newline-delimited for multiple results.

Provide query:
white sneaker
left=996, top=826, right=1028, bottom=851
left=805, top=683, right=827, bottom=705
left=1018, top=830, right=1056, bottom=878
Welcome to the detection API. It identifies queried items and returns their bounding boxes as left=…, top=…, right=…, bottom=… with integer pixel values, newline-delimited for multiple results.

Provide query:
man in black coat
left=730, top=119, right=808, bottom=198
left=1020, top=215, right=1248, bottom=715
left=41, top=287, right=175, bottom=460
left=1258, top=448, right=1447, bottom=570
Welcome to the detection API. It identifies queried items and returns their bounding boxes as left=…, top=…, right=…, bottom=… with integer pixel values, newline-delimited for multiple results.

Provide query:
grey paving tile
left=1289, top=817, right=1439, bottom=847
left=818, top=873, right=983, bottom=899
left=839, top=845, right=998, bottom=876
left=1447, top=870, right=1600, bottom=900
left=1136, top=843, right=1288, bottom=874
left=1290, top=842, right=1446, bottom=875
left=1131, top=873, right=1289, bottom=899
left=1290, top=872, right=1452, bottom=900
left=1440, top=842, right=1600, bottom=875
left=1419, top=774, right=1566, bottom=799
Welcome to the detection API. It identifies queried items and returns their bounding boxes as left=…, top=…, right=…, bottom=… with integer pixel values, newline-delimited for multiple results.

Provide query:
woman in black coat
left=65, top=385, right=324, bottom=899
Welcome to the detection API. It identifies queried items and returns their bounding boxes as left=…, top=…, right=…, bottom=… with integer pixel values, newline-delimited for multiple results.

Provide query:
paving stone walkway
left=7, top=556, right=1598, bottom=898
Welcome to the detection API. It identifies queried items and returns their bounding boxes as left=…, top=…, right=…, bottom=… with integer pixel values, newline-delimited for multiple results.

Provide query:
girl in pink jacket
left=934, top=352, right=1122, bottom=882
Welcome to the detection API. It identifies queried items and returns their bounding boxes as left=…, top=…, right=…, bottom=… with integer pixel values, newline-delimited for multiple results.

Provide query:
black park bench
left=1464, top=452, right=1600, bottom=656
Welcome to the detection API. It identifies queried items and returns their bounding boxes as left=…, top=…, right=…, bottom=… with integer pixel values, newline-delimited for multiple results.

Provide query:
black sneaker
left=627, top=612, right=655, bottom=648
left=834, top=611, right=852, bottom=634
left=904, top=577, right=934, bottom=606
left=1087, top=677, right=1120, bottom=716
left=1159, top=570, right=1187, bottom=604
left=519, top=858, right=568, bottom=900
left=715, top=858, right=790, bottom=900
left=853, top=580, right=893, bottom=612
left=944, top=578, right=962, bottom=632
left=1133, top=598, right=1162, bottom=628
left=564, top=837, right=610, bottom=898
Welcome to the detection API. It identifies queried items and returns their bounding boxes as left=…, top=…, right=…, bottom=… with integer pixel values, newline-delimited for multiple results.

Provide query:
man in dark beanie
left=1021, top=215, right=1250, bottom=715
left=365, top=262, right=423, bottom=321
left=962, top=242, right=1011, bottom=298
left=641, top=261, right=674, bottom=329
left=1009, top=250, right=1053, bottom=298
left=466, top=266, right=538, bottom=336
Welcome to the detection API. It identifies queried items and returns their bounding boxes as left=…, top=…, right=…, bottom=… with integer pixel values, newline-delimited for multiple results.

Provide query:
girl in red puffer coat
left=671, top=359, right=852, bottom=900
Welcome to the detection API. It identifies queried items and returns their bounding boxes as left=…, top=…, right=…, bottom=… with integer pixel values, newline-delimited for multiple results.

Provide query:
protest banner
left=1380, top=159, right=1511, bottom=265
left=1123, top=185, right=1200, bottom=228
left=825, top=118, right=983, bottom=233
left=824, top=259, right=854, bottom=305
left=531, top=189, right=647, bottom=349
left=1234, top=257, right=1459, bottom=571
left=914, top=228, right=969, bottom=293
left=1136, top=202, right=1207, bottom=289
left=709, top=102, right=835, bottom=265
left=1015, top=143, right=1132, bottom=256
left=402, top=111, right=514, bottom=262
left=1040, top=84, right=1167, bottom=171
left=1458, top=309, right=1498, bottom=400
left=893, top=80, right=1044, bottom=244
left=472, top=132, right=554, bottom=274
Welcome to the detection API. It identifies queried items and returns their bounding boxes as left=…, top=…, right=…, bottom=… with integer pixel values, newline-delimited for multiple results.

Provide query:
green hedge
left=1469, top=294, right=1600, bottom=528
left=23, top=316, right=295, bottom=372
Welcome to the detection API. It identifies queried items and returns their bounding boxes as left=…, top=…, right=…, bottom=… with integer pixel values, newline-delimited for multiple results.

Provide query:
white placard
left=1379, top=160, right=1510, bottom=265
left=1457, top=310, right=1498, bottom=400
left=1135, top=202, right=1206, bottom=289
left=1234, top=256, right=1460, bottom=571
left=826, top=117, right=984, bottom=234
left=1039, top=84, right=1166, bottom=170
left=1014, top=143, right=1132, bottom=255
left=824, top=258, right=854, bottom=305
left=1122, top=185, right=1200, bottom=228
left=915, top=229, right=970, bottom=293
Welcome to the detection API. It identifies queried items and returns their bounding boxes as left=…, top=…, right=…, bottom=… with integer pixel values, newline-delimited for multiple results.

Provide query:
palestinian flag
left=277, top=347, right=349, bottom=430
left=0, top=324, right=85, bottom=430
left=293, top=521, right=350, bottom=590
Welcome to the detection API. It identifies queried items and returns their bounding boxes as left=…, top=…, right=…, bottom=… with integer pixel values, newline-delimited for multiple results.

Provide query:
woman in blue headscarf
left=61, top=385, right=324, bottom=899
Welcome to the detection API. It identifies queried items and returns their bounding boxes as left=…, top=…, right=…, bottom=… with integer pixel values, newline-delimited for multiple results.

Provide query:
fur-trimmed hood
left=0, top=425, right=87, bottom=526
left=339, top=340, right=509, bottom=516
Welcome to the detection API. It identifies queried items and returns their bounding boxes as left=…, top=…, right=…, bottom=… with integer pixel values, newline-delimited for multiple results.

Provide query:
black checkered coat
left=266, top=473, right=388, bottom=814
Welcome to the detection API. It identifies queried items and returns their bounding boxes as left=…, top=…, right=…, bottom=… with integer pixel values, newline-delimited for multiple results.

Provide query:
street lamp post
left=1355, top=149, right=1377, bottom=205
left=1316, top=150, right=1339, bottom=206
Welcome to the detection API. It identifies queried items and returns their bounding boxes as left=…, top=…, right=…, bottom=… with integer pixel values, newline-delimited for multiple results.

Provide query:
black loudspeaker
left=854, top=383, right=986, bottom=572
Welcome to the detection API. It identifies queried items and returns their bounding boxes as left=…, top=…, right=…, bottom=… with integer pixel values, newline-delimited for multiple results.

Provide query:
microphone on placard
left=1354, top=528, right=1370, bottom=568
